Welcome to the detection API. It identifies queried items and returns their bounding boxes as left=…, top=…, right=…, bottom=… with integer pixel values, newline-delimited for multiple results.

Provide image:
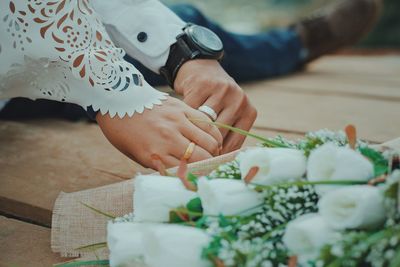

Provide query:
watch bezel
left=185, top=25, right=224, bottom=54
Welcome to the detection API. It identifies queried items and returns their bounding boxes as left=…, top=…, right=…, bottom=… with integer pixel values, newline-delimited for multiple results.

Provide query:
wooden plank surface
left=0, top=216, right=63, bottom=267
left=244, top=55, right=400, bottom=143
left=0, top=120, right=149, bottom=226
left=246, top=87, right=399, bottom=143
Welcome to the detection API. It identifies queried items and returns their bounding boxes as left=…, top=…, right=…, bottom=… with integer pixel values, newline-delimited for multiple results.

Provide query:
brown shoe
left=294, top=0, right=383, bottom=62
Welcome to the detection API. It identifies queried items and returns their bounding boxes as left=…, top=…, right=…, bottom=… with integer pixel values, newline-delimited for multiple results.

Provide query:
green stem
left=252, top=180, right=369, bottom=191
left=189, top=118, right=288, bottom=148
left=80, top=202, right=116, bottom=219
left=261, top=223, right=288, bottom=241
left=54, top=260, right=109, bottom=267
left=75, top=242, right=107, bottom=252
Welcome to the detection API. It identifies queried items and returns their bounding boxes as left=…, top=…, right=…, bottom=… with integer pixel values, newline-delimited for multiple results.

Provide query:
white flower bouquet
left=57, top=125, right=400, bottom=267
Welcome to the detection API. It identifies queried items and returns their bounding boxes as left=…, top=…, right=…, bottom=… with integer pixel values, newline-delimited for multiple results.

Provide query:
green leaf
left=169, top=210, right=186, bottom=223
left=80, top=202, right=116, bottom=219
left=54, top=260, right=109, bottom=267
left=186, top=197, right=203, bottom=213
left=389, top=246, right=400, bottom=267
left=195, top=215, right=209, bottom=229
left=218, top=214, right=231, bottom=227
left=359, top=146, right=388, bottom=177
left=187, top=172, right=198, bottom=184
left=75, top=242, right=107, bottom=253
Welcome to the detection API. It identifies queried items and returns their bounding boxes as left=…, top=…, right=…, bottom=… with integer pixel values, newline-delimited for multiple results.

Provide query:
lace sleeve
left=0, top=0, right=167, bottom=118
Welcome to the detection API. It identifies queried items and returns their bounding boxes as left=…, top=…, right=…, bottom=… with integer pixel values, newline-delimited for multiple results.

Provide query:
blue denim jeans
left=125, top=4, right=306, bottom=86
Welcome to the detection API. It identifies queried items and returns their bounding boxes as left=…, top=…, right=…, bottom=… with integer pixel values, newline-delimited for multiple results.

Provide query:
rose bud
left=283, top=213, right=337, bottom=261
left=133, top=175, right=197, bottom=222
left=197, top=177, right=264, bottom=216
left=107, top=222, right=147, bottom=267
left=143, top=224, right=211, bottom=267
left=307, top=143, right=374, bottom=194
left=237, top=147, right=306, bottom=185
left=318, top=185, right=386, bottom=230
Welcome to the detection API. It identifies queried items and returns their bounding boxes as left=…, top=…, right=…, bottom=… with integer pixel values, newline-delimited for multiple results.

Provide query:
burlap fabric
left=51, top=139, right=400, bottom=259
left=51, top=149, right=241, bottom=258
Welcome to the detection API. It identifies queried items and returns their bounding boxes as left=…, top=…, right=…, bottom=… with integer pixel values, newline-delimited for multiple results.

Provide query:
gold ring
left=183, top=142, right=196, bottom=160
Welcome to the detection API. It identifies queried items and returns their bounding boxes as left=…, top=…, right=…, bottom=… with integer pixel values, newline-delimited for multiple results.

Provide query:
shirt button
left=137, top=32, right=148, bottom=42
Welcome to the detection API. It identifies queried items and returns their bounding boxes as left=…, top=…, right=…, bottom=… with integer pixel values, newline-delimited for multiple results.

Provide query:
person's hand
left=174, top=59, right=257, bottom=154
left=96, top=97, right=223, bottom=169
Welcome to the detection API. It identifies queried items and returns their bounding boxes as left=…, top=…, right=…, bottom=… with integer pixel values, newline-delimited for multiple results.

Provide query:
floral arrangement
left=59, top=125, right=400, bottom=267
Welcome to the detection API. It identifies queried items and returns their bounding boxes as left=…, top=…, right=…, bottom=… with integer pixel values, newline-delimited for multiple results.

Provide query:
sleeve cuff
left=92, top=0, right=186, bottom=73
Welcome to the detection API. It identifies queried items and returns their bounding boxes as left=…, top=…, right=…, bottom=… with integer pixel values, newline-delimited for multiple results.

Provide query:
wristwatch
left=160, top=24, right=224, bottom=88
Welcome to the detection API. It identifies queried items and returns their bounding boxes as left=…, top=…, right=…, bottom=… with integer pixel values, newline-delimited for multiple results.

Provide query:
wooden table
left=1, top=55, right=399, bottom=266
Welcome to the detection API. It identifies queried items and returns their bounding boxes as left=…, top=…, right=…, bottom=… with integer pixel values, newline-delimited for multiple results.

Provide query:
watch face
left=188, top=25, right=223, bottom=53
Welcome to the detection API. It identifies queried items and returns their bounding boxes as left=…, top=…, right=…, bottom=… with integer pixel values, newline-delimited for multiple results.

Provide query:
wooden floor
left=1, top=55, right=399, bottom=266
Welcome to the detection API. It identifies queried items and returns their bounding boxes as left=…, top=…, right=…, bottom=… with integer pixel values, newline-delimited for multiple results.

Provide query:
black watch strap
left=160, top=37, right=198, bottom=88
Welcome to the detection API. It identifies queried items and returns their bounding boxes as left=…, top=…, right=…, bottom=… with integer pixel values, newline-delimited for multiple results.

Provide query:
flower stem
left=252, top=180, right=369, bottom=191
left=189, top=118, right=289, bottom=148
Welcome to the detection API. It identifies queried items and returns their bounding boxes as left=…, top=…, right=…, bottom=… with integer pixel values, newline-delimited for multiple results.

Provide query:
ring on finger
left=198, top=105, right=218, bottom=121
left=183, top=142, right=196, bottom=160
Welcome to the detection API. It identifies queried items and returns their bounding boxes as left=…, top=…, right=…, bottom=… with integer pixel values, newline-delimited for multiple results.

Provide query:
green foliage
left=186, top=197, right=203, bottom=213
left=187, top=172, right=198, bottom=184
left=359, top=146, right=389, bottom=177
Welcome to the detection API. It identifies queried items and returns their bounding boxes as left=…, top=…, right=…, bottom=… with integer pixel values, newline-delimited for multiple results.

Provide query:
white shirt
left=0, top=0, right=185, bottom=117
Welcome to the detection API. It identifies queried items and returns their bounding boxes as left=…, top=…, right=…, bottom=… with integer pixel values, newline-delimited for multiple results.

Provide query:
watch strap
left=160, top=37, right=199, bottom=88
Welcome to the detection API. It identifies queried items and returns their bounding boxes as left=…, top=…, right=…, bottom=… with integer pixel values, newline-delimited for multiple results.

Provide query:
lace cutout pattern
left=1, top=0, right=166, bottom=117
left=5, top=0, right=144, bottom=90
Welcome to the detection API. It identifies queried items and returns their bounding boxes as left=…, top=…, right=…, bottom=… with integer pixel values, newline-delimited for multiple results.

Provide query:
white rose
left=307, top=143, right=374, bottom=194
left=197, top=177, right=264, bottom=216
left=107, top=222, right=148, bottom=267
left=237, top=147, right=306, bottom=185
left=133, top=175, right=197, bottom=222
left=283, top=213, right=336, bottom=261
left=318, top=185, right=386, bottom=230
left=143, top=224, right=211, bottom=267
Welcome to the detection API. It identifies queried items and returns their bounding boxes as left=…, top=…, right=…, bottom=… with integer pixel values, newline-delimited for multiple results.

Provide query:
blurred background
left=163, top=0, right=400, bottom=48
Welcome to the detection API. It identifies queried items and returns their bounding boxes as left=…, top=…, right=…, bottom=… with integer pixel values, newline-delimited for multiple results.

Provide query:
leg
left=125, top=4, right=305, bottom=86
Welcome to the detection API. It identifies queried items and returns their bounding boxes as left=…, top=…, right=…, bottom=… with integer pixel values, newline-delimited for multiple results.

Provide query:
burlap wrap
left=51, top=139, right=400, bottom=259
left=51, top=149, right=240, bottom=258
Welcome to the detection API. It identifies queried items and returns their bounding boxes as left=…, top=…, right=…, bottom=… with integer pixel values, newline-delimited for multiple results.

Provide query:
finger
left=198, top=95, right=224, bottom=117
left=221, top=110, right=256, bottom=154
left=183, top=89, right=209, bottom=109
left=170, top=136, right=213, bottom=163
left=162, top=155, right=181, bottom=169
left=185, top=109, right=223, bottom=148
left=215, top=106, right=239, bottom=139
left=189, top=143, right=214, bottom=163
left=181, top=121, right=220, bottom=156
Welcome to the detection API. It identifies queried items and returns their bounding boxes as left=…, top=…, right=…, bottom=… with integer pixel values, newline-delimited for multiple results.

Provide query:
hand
left=174, top=59, right=257, bottom=154
left=96, top=97, right=223, bottom=169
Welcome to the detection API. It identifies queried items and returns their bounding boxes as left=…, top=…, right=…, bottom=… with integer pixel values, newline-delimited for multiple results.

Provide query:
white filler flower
left=143, top=224, right=211, bottom=267
left=133, top=175, right=197, bottom=222
left=307, top=143, right=374, bottom=194
left=107, top=222, right=148, bottom=267
left=197, top=177, right=264, bottom=216
left=237, top=147, right=306, bottom=185
left=319, top=185, right=386, bottom=230
left=283, top=213, right=336, bottom=260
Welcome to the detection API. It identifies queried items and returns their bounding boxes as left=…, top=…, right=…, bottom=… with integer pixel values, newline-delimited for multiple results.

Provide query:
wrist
left=160, top=24, right=224, bottom=89
left=174, top=59, right=220, bottom=94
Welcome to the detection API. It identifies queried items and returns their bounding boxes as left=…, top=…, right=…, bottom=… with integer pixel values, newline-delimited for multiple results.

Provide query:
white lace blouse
left=0, top=0, right=185, bottom=118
